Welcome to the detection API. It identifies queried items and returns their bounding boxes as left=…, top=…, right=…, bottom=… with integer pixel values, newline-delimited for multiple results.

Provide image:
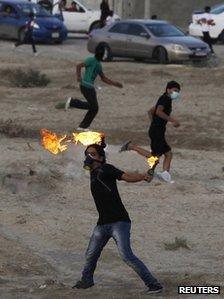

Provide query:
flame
left=41, top=129, right=68, bottom=154
left=72, top=131, right=105, bottom=146
left=147, top=156, right=159, bottom=169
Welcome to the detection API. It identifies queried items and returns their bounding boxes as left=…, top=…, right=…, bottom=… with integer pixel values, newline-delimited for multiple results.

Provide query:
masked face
left=170, top=90, right=180, bottom=101
left=83, top=154, right=95, bottom=170
left=83, top=146, right=104, bottom=171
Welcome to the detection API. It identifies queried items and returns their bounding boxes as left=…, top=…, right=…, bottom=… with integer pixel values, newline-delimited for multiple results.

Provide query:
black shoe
left=119, top=140, right=132, bottom=152
left=72, top=280, right=94, bottom=289
left=146, top=283, right=163, bottom=294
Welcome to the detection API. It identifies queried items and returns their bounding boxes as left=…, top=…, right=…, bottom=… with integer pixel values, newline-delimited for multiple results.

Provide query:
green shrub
left=0, top=68, right=50, bottom=88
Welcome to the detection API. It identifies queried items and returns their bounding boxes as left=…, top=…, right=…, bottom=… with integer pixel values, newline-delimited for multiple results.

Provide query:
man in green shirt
left=55, top=46, right=123, bottom=131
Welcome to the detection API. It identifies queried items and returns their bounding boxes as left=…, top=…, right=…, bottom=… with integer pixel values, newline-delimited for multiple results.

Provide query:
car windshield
left=210, top=4, right=224, bottom=14
left=16, top=3, right=51, bottom=17
left=145, top=23, right=185, bottom=37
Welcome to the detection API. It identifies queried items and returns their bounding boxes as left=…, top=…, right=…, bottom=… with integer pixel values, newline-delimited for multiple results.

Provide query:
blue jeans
left=81, top=221, right=158, bottom=286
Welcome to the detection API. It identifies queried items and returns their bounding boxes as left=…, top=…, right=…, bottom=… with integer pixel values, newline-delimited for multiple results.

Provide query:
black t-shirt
left=90, top=163, right=131, bottom=225
left=151, top=93, right=172, bottom=129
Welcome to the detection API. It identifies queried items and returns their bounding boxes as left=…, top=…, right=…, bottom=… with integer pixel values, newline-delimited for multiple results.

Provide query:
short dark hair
left=205, top=6, right=211, bottom=12
left=29, top=12, right=35, bottom=18
left=95, top=45, right=105, bottom=61
left=166, top=80, right=181, bottom=91
left=85, top=144, right=106, bottom=163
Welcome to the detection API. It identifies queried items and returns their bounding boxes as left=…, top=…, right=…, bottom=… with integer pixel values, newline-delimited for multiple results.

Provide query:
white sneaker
left=156, top=171, right=171, bottom=183
left=34, top=52, right=39, bottom=57
left=65, top=97, right=72, bottom=111
left=76, top=127, right=89, bottom=132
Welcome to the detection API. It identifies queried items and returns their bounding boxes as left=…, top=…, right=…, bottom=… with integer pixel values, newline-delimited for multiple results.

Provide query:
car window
left=2, top=4, right=17, bottom=15
left=145, top=23, right=185, bottom=37
left=109, top=23, right=129, bottom=34
left=16, top=3, right=51, bottom=17
left=211, top=5, right=224, bottom=14
left=65, top=0, right=85, bottom=12
left=128, top=23, right=147, bottom=36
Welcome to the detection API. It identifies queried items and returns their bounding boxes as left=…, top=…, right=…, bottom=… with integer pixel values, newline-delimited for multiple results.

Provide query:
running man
left=14, top=12, right=37, bottom=55
left=72, top=143, right=163, bottom=294
left=55, top=45, right=123, bottom=131
left=120, top=81, right=181, bottom=183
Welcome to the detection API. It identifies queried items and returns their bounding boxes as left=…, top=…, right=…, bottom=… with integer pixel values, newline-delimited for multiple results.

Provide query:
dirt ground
left=0, top=39, right=224, bottom=299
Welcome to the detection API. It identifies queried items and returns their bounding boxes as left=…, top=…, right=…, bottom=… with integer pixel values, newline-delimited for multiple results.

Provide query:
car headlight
left=33, top=23, right=40, bottom=29
left=172, top=44, right=185, bottom=51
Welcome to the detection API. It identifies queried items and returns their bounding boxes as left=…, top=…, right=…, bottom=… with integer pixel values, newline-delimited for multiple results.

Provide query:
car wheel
left=89, top=21, right=101, bottom=33
left=98, top=43, right=112, bottom=62
left=18, top=28, right=26, bottom=42
left=153, top=46, right=168, bottom=64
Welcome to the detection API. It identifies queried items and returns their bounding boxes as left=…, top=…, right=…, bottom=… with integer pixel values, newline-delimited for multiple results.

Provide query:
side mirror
left=140, top=32, right=150, bottom=39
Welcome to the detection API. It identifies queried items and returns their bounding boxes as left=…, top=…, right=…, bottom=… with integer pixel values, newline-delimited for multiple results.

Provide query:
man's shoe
left=119, top=140, right=132, bottom=152
left=146, top=283, right=163, bottom=294
left=72, top=280, right=94, bottom=289
left=65, top=97, right=72, bottom=111
left=156, top=170, right=171, bottom=183
left=55, top=102, right=66, bottom=109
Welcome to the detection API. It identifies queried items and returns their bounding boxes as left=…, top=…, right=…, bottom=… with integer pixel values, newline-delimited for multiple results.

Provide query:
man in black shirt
left=120, top=81, right=181, bottom=183
left=73, top=144, right=163, bottom=294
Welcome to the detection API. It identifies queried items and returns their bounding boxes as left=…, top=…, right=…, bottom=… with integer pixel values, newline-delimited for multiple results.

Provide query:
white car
left=189, top=3, right=224, bottom=42
left=33, top=0, right=119, bottom=33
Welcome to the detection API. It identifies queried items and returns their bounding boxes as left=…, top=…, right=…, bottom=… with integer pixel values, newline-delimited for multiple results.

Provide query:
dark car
left=0, top=0, right=67, bottom=43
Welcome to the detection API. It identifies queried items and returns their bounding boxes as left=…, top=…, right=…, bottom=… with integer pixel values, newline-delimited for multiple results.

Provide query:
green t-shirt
left=81, top=56, right=103, bottom=89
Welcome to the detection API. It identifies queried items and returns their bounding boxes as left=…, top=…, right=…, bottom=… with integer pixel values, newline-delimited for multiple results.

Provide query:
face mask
left=170, top=91, right=180, bottom=101
left=83, top=154, right=95, bottom=171
left=83, top=154, right=103, bottom=171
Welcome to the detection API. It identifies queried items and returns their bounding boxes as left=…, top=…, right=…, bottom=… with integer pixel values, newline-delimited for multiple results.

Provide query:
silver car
left=87, top=19, right=211, bottom=63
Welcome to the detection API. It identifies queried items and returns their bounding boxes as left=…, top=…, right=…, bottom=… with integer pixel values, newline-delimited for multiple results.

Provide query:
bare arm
left=100, top=73, right=123, bottom=88
left=148, top=106, right=156, bottom=120
left=156, top=105, right=180, bottom=127
left=76, top=62, right=85, bottom=82
left=121, top=172, right=153, bottom=183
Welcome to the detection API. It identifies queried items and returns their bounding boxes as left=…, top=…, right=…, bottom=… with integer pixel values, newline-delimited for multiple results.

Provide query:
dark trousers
left=202, top=31, right=214, bottom=53
left=70, top=85, right=99, bottom=129
left=15, top=32, right=37, bottom=53
left=81, top=221, right=158, bottom=286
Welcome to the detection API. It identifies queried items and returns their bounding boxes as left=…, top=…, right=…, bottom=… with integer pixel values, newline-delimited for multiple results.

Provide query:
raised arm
left=99, top=73, right=123, bottom=88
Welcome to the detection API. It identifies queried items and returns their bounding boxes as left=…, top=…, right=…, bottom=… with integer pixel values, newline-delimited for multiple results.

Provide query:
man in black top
left=73, top=144, right=163, bottom=294
left=120, top=81, right=181, bottom=183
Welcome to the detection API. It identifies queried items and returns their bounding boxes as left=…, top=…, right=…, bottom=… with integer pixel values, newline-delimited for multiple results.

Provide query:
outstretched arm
left=121, top=172, right=153, bottom=183
left=76, top=62, right=85, bottom=83
left=100, top=73, right=123, bottom=88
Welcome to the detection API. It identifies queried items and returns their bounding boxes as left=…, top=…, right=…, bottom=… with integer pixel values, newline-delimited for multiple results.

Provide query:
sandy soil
left=0, top=39, right=223, bottom=299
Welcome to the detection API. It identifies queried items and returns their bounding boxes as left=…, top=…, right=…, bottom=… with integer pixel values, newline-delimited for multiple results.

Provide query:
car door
left=62, top=0, right=88, bottom=32
left=107, top=22, right=129, bottom=57
left=0, top=3, right=19, bottom=39
left=126, top=23, right=154, bottom=58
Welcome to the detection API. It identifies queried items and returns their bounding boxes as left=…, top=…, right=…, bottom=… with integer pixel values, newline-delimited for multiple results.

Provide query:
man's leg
left=112, top=222, right=160, bottom=288
left=78, top=225, right=110, bottom=286
left=30, top=36, right=37, bottom=54
left=203, top=32, right=214, bottom=53
left=163, top=150, right=172, bottom=172
left=78, top=86, right=99, bottom=129
left=120, top=141, right=152, bottom=158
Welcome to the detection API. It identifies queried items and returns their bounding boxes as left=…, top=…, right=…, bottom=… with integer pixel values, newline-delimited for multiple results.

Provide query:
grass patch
left=164, top=237, right=190, bottom=251
left=0, top=68, right=50, bottom=88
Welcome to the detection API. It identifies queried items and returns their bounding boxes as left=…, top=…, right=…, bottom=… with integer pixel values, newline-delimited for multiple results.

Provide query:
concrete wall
left=80, top=0, right=222, bottom=29
left=150, top=0, right=222, bottom=29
